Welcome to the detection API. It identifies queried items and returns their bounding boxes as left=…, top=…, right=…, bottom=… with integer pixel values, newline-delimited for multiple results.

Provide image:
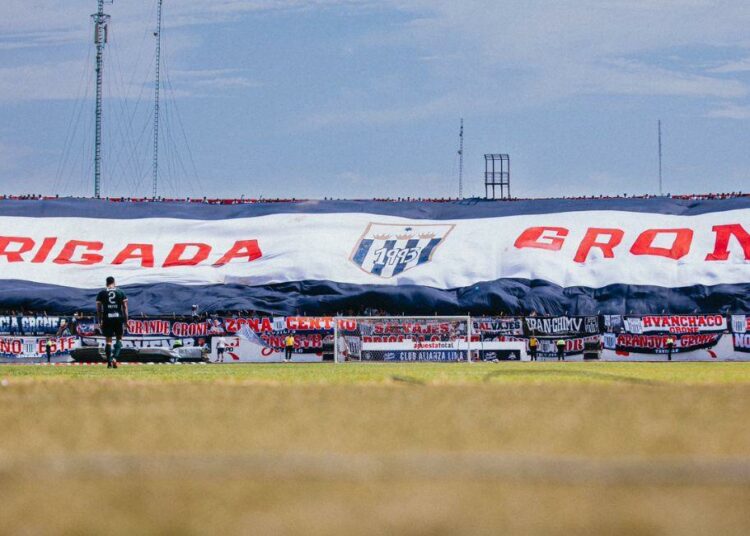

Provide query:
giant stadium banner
left=0, top=198, right=749, bottom=316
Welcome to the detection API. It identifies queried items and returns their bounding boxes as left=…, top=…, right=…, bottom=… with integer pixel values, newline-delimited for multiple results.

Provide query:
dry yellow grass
left=1, top=363, right=749, bottom=534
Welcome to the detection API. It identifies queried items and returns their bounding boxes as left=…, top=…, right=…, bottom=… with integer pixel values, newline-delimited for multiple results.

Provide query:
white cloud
left=574, top=60, right=747, bottom=99
left=706, top=103, right=750, bottom=119
left=302, top=95, right=455, bottom=129
left=300, top=0, right=750, bottom=127
left=0, top=0, right=375, bottom=46
left=1, top=0, right=750, bottom=113
left=0, top=0, right=364, bottom=100
left=709, top=57, right=750, bottom=73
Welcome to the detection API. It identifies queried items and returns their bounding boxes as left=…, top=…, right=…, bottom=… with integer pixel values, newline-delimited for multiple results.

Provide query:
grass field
left=2, top=362, right=750, bottom=535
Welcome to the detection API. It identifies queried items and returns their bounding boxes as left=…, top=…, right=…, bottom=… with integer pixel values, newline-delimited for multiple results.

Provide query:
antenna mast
left=91, top=0, right=112, bottom=198
left=152, top=0, right=164, bottom=199
left=658, top=119, right=663, bottom=196
left=458, top=118, right=464, bottom=198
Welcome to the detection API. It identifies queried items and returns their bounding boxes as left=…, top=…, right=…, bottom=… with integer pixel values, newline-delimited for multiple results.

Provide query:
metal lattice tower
left=458, top=119, right=464, bottom=198
left=152, top=0, right=163, bottom=199
left=484, top=154, right=510, bottom=200
left=91, top=0, right=112, bottom=198
left=658, top=119, right=663, bottom=196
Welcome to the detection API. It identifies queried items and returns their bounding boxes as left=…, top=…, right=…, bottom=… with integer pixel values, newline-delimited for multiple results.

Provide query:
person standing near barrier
left=96, top=276, right=128, bottom=369
left=529, top=336, right=538, bottom=361
left=215, top=336, right=227, bottom=363
left=284, top=332, right=295, bottom=362
left=666, top=336, right=675, bottom=361
left=556, top=339, right=566, bottom=361
left=45, top=339, right=52, bottom=363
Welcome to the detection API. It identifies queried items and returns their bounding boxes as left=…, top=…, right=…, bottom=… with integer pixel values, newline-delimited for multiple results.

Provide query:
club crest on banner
left=350, top=223, right=455, bottom=278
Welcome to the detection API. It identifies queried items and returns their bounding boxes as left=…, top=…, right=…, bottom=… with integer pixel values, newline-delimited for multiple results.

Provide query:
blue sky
left=1, top=0, right=749, bottom=199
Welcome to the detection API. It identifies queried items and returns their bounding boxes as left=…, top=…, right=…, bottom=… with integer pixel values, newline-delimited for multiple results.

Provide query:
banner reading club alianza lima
left=0, top=197, right=748, bottom=315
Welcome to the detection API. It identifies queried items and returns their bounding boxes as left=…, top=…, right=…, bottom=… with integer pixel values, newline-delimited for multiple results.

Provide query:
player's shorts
left=101, top=320, right=124, bottom=339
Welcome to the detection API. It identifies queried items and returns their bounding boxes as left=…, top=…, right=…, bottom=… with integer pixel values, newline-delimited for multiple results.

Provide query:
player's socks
left=105, top=344, right=112, bottom=366
left=113, top=341, right=122, bottom=368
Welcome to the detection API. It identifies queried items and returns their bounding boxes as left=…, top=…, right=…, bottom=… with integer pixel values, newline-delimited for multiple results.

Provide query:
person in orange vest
left=529, top=336, right=539, bottom=361
left=666, top=336, right=675, bottom=361
left=284, top=332, right=296, bottom=362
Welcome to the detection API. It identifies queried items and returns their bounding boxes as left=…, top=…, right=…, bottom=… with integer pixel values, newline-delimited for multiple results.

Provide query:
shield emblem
left=350, top=223, right=455, bottom=278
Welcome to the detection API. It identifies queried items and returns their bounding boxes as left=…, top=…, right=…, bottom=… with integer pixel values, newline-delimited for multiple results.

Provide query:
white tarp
left=0, top=209, right=748, bottom=290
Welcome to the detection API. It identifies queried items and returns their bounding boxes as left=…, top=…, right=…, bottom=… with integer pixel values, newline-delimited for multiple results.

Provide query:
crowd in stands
left=0, top=192, right=747, bottom=204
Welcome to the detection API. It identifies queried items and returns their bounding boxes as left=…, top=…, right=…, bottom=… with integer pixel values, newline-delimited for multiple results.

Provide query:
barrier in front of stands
left=1, top=313, right=749, bottom=363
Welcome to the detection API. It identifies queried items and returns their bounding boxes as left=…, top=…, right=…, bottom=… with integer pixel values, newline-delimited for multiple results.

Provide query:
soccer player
left=96, top=276, right=128, bottom=369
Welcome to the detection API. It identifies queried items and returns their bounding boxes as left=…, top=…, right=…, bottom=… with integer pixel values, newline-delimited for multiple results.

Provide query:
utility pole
left=91, top=0, right=112, bottom=198
left=458, top=118, right=464, bottom=198
left=658, top=119, right=663, bottom=196
left=152, top=0, right=163, bottom=199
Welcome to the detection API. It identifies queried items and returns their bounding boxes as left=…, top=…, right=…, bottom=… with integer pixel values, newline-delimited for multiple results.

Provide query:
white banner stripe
left=0, top=209, right=747, bottom=289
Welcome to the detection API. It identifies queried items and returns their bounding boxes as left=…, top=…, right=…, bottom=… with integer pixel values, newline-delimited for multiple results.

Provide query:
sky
left=0, top=0, right=749, bottom=199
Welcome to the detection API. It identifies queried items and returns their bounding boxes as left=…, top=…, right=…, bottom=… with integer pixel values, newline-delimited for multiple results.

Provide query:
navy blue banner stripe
left=351, top=238, right=373, bottom=267
left=417, top=238, right=442, bottom=267
left=0, top=197, right=748, bottom=220
left=0, top=279, right=747, bottom=316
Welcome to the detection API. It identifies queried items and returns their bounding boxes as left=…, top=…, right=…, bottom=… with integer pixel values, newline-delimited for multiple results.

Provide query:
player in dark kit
left=96, top=276, right=128, bottom=369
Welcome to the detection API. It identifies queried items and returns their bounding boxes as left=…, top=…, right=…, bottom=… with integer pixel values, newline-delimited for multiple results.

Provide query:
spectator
left=556, top=339, right=566, bottom=361
left=215, top=336, right=227, bottom=363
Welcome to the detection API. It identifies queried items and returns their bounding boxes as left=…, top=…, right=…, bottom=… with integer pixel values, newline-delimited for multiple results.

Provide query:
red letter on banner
left=113, top=244, right=155, bottom=268
left=213, top=240, right=263, bottom=267
left=53, top=241, right=104, bottom=265
left=514, top=227, right=569, bottom=251
left=31, top=237, right=58, bottom=263
left=0, top=236, right=35, bottom=262
left=706, top=224, right=750, bottom=261
left=630, top=229, right=693, bottom=260
left=574, top=228, right=624, bottom=263
left=163, top=243, right=212, bottom=267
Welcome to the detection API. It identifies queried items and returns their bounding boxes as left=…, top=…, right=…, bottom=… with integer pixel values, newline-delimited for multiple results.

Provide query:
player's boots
left=113, top=341, right=122, bottom=369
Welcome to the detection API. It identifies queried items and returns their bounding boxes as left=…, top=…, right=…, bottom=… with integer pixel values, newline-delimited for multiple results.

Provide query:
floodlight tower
left=458, top=119, right=464, bottom=198
left=91, top=0, right=112, bottom=199
left=152, top=0, right=163, bottom=199
left=484, top=154, right=510, bottom=199
left=658, top=119, right=663, bottom=196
